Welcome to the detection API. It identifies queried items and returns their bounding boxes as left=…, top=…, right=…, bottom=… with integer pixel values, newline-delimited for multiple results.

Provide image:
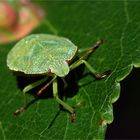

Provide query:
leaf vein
left=0, top=121, right=6, bottom=140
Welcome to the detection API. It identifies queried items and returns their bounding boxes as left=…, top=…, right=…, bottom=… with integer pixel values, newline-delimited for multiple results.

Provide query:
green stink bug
left=7, top=34, right=111, bottom=122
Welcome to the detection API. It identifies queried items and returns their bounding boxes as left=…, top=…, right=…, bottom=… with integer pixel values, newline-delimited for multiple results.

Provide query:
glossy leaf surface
left=0, top=1, right=140, bottom=139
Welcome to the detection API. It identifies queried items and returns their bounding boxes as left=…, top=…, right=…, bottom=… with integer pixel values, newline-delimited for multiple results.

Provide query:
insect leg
left=36, top=76, right=57, bottom=96
left=70, top=39, right=111, bottom=78
left=23, top=77, right=49, bottom=93
left=78, top=40, right=103, bottom=59
left=14, top=76, right=53, bottom=115
left=17, top=77, right=49, bottom=113
left=70, top=59, right=111, bottom=79
left=61, top=77, right=68, bottom=89
left=53, top=78, right=75, bottom=122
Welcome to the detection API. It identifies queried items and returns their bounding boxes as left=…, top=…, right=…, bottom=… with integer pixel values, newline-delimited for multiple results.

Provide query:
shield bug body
left=7, top=34, right=111, bottom=122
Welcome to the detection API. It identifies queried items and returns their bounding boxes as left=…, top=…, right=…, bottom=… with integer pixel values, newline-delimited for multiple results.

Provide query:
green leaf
left=0, top=1, right=140, bottom=139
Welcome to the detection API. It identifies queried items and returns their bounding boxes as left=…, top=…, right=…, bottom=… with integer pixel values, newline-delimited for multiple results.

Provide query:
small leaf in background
left=0, top=0, right=45, bottom=44
left=0, top=1, right=16, bottom=28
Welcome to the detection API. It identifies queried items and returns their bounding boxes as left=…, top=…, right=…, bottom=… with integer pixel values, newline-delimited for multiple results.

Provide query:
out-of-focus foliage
left=0, top=0, right=45, bottom=44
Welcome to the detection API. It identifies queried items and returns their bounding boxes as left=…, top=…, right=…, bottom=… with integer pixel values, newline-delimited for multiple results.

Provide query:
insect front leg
left=78, top=40, right=103, bottom=59
left=52, top=78, right=75, bottom=122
